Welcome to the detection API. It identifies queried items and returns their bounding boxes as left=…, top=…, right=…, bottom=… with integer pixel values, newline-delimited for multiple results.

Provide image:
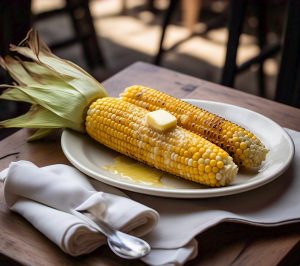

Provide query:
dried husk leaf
left=0, top=86, right=35, bottom=103
left=0, top=105, right=83, bottom=131
left=0, top=29, right=108, bottom=140
left=27, top=128, right=56, bottom=141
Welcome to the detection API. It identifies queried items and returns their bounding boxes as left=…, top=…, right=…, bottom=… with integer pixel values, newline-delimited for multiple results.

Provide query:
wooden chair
left=222, top=0, right=300, bottom=108
left=154, top=0, right=226, bottom=66
left=154, top=0, right=179, bottom=65
left=220, top=0, right=282, bottom=98
left=34, top=0, right=106, bottom=69
left=275, top=0, right=300, bottom=107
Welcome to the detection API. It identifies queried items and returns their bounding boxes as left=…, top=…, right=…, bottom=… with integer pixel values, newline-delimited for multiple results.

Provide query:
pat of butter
left=146, top=110, right=177, bottom=132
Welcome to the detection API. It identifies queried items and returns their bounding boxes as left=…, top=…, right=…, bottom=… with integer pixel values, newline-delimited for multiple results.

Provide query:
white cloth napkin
left=0, top=161, right=159, bottom=256
left=1, top=128, right=300, bottom=266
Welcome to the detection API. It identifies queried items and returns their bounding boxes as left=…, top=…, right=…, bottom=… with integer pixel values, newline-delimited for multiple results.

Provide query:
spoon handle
left=73, top=210, right=114, bottom=236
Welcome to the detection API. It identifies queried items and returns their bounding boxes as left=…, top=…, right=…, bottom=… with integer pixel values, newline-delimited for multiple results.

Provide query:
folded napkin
left=1, top=129, right=300, bottom=266
left=0, top=161, right=159, bottom=256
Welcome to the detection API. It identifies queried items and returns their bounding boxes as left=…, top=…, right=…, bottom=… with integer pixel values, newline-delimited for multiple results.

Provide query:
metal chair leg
left=220, top=0, right=248, bottom=87
left=66, top=0, right=105, bottom=69
left=154, top=0, right=179, bottom=66
left=255, top=1, right=267, bottom=97
left=275, top=0, right=300, bottom=107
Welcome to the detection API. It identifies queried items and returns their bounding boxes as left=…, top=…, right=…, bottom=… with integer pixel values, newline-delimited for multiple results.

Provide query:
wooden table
left=1, top=62, right=300, bottom=266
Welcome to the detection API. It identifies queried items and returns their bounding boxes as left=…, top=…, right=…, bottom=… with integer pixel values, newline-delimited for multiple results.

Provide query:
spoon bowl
left=76, top=210, right=151, bottom=259
left=108, top=230, right=151, bottom=259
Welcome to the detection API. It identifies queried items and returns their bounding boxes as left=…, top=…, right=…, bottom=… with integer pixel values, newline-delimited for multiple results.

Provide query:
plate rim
left=61, top=99, right=295, bottom=198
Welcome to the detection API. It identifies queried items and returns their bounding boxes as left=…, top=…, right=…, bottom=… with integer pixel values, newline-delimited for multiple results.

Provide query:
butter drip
left=103, top=156, right=165, bottom=187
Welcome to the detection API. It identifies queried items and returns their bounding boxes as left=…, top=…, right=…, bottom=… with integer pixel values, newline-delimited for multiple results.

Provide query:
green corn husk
left=0, top=29, right=108, bottom=140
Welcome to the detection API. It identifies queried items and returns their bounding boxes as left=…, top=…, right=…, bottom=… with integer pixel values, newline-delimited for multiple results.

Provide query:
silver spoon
left=75, top=210, right=151, bottom=259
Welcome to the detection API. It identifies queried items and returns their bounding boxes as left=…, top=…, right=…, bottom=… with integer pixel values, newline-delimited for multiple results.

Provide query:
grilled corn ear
left=86, top=97, right=238, bottom=187
left=121, top=85, right=268, bottom=168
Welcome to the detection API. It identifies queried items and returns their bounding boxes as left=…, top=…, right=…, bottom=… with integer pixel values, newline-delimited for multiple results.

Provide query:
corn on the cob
left=86, top=97, right=237, bottom=187
left=121, top=85, right=268, bottom=168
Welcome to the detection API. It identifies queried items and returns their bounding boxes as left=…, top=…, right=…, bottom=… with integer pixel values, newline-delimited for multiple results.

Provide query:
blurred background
left=0, top=0, right=299, bottom=139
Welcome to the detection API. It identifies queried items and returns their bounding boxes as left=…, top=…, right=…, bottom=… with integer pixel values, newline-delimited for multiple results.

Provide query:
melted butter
left=103, top=156, right=165, bottom=187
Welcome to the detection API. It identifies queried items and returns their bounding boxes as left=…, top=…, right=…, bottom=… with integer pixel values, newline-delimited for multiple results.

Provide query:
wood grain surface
left=0, top=62, right=300, bottom=266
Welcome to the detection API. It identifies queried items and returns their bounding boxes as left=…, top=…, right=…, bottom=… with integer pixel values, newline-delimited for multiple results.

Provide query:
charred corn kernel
left=121, top=85, right=268, bottom=168
left=86, top=97, right=238, bottom=187
left=240, top=142, right=247, bottom=150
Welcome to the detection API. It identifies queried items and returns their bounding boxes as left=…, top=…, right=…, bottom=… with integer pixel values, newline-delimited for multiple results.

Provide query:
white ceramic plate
left=61, top=99, right=294, bottom=198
